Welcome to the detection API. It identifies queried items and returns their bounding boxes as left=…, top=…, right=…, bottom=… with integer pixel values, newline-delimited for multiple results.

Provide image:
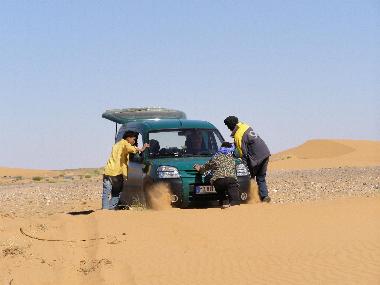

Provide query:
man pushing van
left=102, top=131, right=149, bottom=210
left=224, top=116, right=271, bottom=203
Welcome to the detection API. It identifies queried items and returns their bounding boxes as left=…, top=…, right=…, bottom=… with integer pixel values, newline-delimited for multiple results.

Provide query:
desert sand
left=1, top=140, right=380, bottom=285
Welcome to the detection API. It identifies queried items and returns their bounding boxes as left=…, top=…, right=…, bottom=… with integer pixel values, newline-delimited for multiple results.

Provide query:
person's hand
left=193, top=164, right=202, bottom=172
left=136, top=143, right=150, bottom=153
left=141, top=143, right=150, bottom=152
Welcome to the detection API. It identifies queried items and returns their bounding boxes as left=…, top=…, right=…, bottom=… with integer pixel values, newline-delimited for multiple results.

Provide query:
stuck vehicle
left=102, top=107, right=251, bottom=208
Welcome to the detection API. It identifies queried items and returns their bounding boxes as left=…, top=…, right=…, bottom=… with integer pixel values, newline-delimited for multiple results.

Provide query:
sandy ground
left=1, top=197, right=379, bottom=285
left=1, top=139, right=380, bottom=285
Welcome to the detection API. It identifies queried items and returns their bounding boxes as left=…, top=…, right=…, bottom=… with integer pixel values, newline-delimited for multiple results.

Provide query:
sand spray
left=248, top=179, right=260, bottom=204
left=145, top=182, right=172, bottom=210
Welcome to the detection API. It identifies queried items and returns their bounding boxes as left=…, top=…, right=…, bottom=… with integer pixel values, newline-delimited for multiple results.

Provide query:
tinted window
left=115, top=125, right=128, bottom=142
left=148, top=129, right=223, bottom=157
left=115, top=125, right=142, bottom=146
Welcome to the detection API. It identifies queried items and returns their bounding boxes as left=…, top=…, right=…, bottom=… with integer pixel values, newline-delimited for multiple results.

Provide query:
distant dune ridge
left=270, top=139, right=380, bottom=170
left=0, top=167, right=56, bottom=178
left=0, top=167, right=100, bottom=179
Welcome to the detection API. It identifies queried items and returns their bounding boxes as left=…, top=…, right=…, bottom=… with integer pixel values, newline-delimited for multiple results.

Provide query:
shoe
left=261, top=196, right=271, bottom=203
left=221, top=204, right=231, bottom=209
left=116, top=205, right=130, bottom=210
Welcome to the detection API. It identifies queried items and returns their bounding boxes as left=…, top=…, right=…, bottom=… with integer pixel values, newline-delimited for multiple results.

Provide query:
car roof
left=125, top=119, right=217, bottom=133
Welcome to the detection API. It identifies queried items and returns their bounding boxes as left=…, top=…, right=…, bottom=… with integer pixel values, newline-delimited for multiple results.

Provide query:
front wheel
left=240, top=191, right=249, bottom=203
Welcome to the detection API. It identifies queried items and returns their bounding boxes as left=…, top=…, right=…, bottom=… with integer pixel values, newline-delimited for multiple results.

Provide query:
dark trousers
left=102, top=174, right=124, bottom=209
left=213, top=177, right=240, bottom=206
left=103, top=174, right=124, bottom=196
left=249, top=157, right=269, bottom=199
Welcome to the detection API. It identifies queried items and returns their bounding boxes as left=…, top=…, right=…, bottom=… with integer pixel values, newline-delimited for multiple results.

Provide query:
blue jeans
left=102, top=175, right=122, bottom=210
left=249, top=157, right=269, bottom=199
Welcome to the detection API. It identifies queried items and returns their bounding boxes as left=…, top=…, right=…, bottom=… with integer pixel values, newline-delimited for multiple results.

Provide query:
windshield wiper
left=154, top=152, right=181, bottom=158
left=186, top=152, right=213, bottom=156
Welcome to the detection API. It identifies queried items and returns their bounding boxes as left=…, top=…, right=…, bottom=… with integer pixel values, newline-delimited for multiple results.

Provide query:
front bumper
left=156, top=175, right=251, bottom=207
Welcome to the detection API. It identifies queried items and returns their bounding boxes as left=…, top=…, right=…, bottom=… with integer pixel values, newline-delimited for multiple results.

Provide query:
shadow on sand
left=67, top=210, right=95, bottom=216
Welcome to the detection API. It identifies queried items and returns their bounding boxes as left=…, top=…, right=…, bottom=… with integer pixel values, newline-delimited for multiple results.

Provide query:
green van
left=102, top=108, right=251, bottom=208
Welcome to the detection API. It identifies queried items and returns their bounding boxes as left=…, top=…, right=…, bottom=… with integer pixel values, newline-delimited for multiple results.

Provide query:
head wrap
left=224, top=116, right=239, bottom=130
left=217, top=145, right=235, bottom=155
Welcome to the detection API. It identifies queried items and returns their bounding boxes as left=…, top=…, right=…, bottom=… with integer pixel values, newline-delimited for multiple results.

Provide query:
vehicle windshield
left=148, top=129, right=224, bottom=157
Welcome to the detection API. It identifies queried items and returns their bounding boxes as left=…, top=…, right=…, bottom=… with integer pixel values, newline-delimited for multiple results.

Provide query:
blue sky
left=1, top=1, right=379, bottom=169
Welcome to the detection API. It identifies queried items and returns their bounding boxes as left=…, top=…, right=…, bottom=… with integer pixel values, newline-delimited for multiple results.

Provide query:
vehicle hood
left=149, top=156, right=212, bottom=171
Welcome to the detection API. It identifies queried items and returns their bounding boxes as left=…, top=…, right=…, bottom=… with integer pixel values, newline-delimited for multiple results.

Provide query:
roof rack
left=102, top=107, right=187, bottom=124
left=102, top=107, right=187, bottom=142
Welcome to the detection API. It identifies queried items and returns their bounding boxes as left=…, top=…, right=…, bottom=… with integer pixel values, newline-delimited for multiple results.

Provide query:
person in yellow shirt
left=102, top=131, right=149, bottom=210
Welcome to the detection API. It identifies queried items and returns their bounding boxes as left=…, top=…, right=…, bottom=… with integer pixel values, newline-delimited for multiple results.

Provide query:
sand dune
left=271, top=139, right=380, bottom=170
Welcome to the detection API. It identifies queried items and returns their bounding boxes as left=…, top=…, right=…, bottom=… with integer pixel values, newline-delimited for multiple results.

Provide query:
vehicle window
left=116, top=125, right=142, bottom=146
left=148, top=129, right=223, bottom=157
left=130, top=132, right=143, bottom=162
left=135, top=133, right=143, bottom=148
left=116, top=125, right=128, bottom=142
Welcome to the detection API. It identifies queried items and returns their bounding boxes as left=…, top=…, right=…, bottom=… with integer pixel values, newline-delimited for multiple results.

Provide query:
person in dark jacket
left=193, top=142, right=240, bottom=208
left=224, top=116, right=271, bottom=203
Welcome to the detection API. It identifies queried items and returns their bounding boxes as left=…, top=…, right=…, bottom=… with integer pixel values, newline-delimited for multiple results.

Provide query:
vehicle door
left=123, top=131, right=145, bottom=201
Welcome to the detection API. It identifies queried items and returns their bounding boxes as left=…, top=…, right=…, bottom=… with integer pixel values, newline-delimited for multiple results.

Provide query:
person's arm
left=136, top=143, right=150, bottom=153
left=240, top=131, right=251, bottom=165
left=194, top=158, right=215, bottom=173
left=125, top=142, right=149, bottom=154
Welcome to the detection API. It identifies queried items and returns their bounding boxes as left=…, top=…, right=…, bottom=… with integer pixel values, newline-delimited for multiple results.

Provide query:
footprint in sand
left=78, top=258, right=112, bottom=275
left=2, top=246, right=25, bottom=257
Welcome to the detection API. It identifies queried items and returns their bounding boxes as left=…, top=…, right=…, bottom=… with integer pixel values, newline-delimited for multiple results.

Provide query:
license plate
left=195, top=185, right=217, bottom=194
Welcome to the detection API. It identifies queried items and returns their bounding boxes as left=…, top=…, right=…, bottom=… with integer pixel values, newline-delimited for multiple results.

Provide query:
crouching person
left=102, top=131, right=149, bottom=210
left=194, top=142, right=240, bottom=209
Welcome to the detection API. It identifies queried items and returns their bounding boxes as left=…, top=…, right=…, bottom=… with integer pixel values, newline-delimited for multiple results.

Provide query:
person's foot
left=261, top=196, right=271, bottom=203
left=221, top=203, right=231, bottom=209
left=116, top=205, right=130, bottom=210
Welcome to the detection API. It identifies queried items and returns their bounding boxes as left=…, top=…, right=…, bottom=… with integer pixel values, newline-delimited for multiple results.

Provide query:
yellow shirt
left=104, top=140, right=138, bottom=177
left=233, top=122, right=250, bottom=157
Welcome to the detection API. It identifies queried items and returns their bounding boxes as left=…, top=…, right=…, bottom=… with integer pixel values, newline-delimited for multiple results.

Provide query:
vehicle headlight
left=157, top=166, right=180, bottom=179
left=236, top=163, right=249, bottom=176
